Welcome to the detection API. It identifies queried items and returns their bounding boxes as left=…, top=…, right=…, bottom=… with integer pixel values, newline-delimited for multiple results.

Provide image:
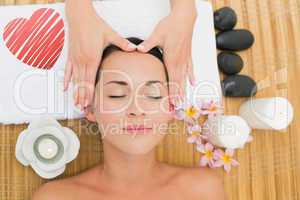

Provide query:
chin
left=108, top=134, right=164, bottom=155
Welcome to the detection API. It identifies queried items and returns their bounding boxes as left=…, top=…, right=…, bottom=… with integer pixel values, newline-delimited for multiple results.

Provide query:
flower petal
left=195, top=137, right=203, bottom=145
left=187, top=136, right=197, bottom=144
left=213, top=149, right=224, bottom=159
left=200, top=156, right=209, bottom=166
left=213, top=160, right=224, bottom=168
left=224, top=163, right=231, bottom=173
left=205, top=142, right=214, bottom=151
left=196, top=143, right=205, bottom=153
left=231, top=159, right=240, bottom=166
left=225, top=148, right=234, bottom=157
left=174, top=110, right=185, bottom=120
left=208, top=160, right=215, bottom=168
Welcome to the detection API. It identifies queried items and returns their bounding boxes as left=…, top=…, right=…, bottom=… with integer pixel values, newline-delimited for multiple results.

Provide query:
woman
left=32, top=38, right=225, bottom=200
left=63, top=0, right=197, bottom=111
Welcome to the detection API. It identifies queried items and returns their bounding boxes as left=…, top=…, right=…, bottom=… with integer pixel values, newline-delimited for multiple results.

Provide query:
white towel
left=0, top=0, right=221, bottom=125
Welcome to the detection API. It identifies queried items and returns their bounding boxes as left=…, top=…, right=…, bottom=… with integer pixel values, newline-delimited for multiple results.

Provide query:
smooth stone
left=217, top=52, right=244, bottom=75
left=214, top=7, right=237, bottom=31
left=222, top=75, right=257, bottom=97
left=216, top=29, right=255, bottom=51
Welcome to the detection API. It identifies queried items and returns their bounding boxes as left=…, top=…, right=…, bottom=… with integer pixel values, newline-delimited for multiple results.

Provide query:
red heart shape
left=3, top=8, right=65, bottom=70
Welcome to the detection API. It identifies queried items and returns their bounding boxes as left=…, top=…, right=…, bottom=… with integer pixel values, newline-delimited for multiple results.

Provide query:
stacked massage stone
left=214, top=7, right=257, bottom=97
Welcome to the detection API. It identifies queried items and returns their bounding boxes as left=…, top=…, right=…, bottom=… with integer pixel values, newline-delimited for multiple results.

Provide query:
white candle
left=204, top=115, right=251, bottom=149
left=239, top=97, right=294, bottom=130
left=38, top=138, right=58, bottom=159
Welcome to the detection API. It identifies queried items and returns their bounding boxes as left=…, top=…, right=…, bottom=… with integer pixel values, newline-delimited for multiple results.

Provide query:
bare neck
left=99, top=140, right=161, bottom=190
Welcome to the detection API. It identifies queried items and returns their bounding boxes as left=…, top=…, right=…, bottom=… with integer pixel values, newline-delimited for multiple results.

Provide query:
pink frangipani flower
left=213, top=148, right=239, bottom=173
left=197, top=142, right=215, bottom=168
left=200, top=100, right=223, bottom=119
left=187, top=124, right=207, bottom=145
left=174, top=101, right=201, bottom=123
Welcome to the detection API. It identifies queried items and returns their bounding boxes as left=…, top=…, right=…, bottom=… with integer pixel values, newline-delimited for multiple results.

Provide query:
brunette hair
left=95, top=37, right=168, bottom=86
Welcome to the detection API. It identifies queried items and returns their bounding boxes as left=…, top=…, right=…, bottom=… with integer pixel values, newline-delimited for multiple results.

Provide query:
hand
left=137, top=5, right=197, bottom=105
left=64, top=2, right=136, bottom=110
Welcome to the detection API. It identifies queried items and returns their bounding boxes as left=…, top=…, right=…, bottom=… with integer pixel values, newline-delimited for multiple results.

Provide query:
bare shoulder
left=31, top=177, right=77, bottom=200
left=31, top=165, right=101, bottom=200
left=169, top=165, right=226, bottom=200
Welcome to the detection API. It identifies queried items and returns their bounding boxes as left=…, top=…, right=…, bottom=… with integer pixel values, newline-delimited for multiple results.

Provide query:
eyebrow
left=104, top=81, right=128, bottom=86
left=104, top=80, right=163, bottom=86
left=145, top=80, right=163, bottom=86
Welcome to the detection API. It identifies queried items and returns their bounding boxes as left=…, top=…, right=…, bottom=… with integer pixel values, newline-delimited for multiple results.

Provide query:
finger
left=187, top=58, right=196, bottom=86
left=137, top=32, right=162, bottom=52
left=178, top=62, right=187, bottom=101
left=110, top=32, right=136, bottom=51
left=64, top=59, right=73, bottom=91
left=175, top=46, right=189, bottom=100
left=171, top=61, right=187, bottom=103
left=72, top=63, right=80, bottom=106
left=164, top=57, right=180, bottom=105
left=85, top=61, right=99, bottom=107
left=168, top=70, right=183, bottom=106
left=77, top=64, right=87, bottom=110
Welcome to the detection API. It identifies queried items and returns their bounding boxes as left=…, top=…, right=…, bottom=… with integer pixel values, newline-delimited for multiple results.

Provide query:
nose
left=126, top=97, right=146, bottom=117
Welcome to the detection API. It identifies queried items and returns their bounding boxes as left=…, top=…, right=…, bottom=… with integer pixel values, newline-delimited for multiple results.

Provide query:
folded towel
left=0, top=0, right=221, bottom=125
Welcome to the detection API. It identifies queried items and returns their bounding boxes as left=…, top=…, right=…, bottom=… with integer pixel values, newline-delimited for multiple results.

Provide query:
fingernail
left=190, top=79, right=196, bottom=86
left=137, top=45, right=145, bottom=51
left=84, top=99, right=89, bottom=108
left=128, top=43, right=136, bottom=50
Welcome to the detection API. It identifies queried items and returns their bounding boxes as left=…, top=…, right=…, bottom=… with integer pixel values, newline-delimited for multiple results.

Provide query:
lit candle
left=239, top=97, right=294, bottom=130
left=37, top=138, right=58, bottom=159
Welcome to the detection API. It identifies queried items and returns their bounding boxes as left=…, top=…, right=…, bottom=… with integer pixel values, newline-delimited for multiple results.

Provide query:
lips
left=123, top=125, right=152, bottom=134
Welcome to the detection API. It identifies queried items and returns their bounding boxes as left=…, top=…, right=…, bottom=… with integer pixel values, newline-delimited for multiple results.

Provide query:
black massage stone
left=222, top=75, right=257, bottom=97
left=214, top=7, right=237, bottom=31
left=217, top=52, right=243, bottom=75
left=216, top=29, right=255, bottom=51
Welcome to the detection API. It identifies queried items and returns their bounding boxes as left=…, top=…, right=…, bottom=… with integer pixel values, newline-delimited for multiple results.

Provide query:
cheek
left=101, top=97, right=130, bottom=113
left=149, top=106, right=173, bottom=135
left=95, top=111, right=124, bottom=135
left=136, top=96, right=171, bottom=114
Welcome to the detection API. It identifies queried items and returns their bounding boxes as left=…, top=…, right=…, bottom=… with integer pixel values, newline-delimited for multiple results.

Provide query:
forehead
left=100, top=51, right=166, bottom=85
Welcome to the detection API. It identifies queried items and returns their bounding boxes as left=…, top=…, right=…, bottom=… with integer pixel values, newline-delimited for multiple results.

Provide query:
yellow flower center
left=185, top=107, right=197, bottom=117
left=222, top=155, right=231, bottom=164
left=192, top=131, right=200, bottom=136
left=205, top=151, right=213, bottom=159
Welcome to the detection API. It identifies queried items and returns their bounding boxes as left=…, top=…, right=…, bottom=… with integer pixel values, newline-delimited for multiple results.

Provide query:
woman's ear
left=84, top=106, right=97, bottom=122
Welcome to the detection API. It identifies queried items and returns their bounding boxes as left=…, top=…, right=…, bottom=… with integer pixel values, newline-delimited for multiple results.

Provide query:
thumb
left=109, top=32, right=136, bottom=51
left=137, top=32, right=161, bottom=52
left=187, top=58, right=196, bottom=86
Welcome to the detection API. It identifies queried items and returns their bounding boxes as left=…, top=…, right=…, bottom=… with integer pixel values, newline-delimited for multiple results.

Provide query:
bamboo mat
left=0, top=0, right=299, bottom=199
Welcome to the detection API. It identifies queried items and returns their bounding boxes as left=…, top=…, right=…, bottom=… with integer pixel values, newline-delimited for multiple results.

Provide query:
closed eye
left=108, top=95, right=127, bottom=98
left=109, top=95, right=162, bottom=99
left=147, top=96, right=163, bottom=100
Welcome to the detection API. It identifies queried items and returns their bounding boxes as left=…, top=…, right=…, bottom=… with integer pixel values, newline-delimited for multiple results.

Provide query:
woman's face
left=89, top=51, right=173, bottom=155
